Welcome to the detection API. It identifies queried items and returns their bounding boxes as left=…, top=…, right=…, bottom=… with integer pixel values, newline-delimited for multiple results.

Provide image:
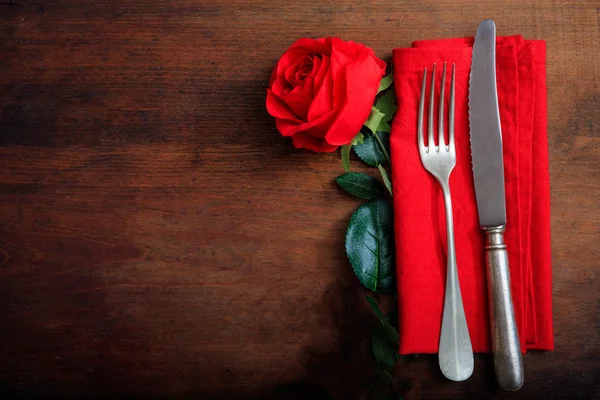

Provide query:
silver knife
left=469, top=19, right=524, bottom=391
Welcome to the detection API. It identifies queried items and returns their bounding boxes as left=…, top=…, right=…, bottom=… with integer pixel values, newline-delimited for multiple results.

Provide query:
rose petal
left=339, top=39, right=365, bottom=58
left=275, top=108, right=335, bottom=137
left=266, top=90, right=302, bottom=123
left=293, top=59, right=312, bottom=85
left=275, top=51, right=303, bottom=81
left=291, top=131, right=338, bottom=152
left=275, top=118, right=299, bottom=137
left=273, top=38, right=331, bottom=83
left=282, top=89, right=312, bottom=121
left=284, top=57, right=307, bottom=85
left=271, top=74, right=292, bottom=96
left=329, top=38, right=357, bottom=109
left=330, top=37, right=356, bottom=59
left=310, top=56, right=322, bottom=78
left=329, top=38, right=355, bottom=71
left=313, top=55, right=330, bottom=94
left=337, top=39, right=385, bottom=70
left=300, top=76, right=315, bottom=97
left=325, top=53, right=385, bottom=146
left=307, top=66, right=333, bottom=121
left=374, top=55, right=386, bottom=70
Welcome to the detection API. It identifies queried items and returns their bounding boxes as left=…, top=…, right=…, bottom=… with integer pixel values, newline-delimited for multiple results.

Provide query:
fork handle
left=438, top=182, right=474, bottom=382
left=484, top=226, right=524, bottom=391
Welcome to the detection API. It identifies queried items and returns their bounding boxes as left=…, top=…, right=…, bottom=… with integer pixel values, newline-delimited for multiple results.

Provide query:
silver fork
left=418, top=62, right=474, bottom=382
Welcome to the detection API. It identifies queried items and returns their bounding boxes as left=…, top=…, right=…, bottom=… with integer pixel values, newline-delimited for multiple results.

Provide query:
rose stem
left=373, top=132, right=391, bottom=165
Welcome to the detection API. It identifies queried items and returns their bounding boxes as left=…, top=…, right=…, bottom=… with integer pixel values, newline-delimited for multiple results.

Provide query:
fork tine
left=438, top=62, right=447, bottom=150
left=449, top=63, right=456, bottom=150
left=428, top=63, right=436, bottom=153
left=418, top=67, right=427, bottom=151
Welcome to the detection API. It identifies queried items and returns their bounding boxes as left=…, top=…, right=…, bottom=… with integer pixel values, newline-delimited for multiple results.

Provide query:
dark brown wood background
left=0, top=1, right=598, bottom=399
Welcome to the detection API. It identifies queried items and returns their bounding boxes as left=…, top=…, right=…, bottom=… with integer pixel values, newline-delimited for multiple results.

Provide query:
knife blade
left=469, top=20, right=506, bottom=228
left=469, top=19, right=524, bottom=391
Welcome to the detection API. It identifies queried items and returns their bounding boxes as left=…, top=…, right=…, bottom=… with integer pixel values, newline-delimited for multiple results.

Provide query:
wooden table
left=1, top=1, right=598, bottom=399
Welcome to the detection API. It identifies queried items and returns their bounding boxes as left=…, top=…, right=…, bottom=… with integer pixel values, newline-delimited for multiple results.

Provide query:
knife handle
left=484, top=226, right=524, bottom=391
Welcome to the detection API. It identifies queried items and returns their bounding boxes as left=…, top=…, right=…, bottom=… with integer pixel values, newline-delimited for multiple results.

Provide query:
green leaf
left=381, top=324, right=399, bottom=346
left=354, top=131, right=390, bottom=167
left=376, top=90, right=398, bottom=117
left=341, top=145, right=351, bottom=172
left=364, top=107, right=386, bottom=133
left=372, top=329, right=396, bottom=371
left=350, top=132, right=364, bottom=146
left=336, top=172, right=385, bottom=200
left=377, top=73, right=394, bottom=94
left=366, top=295, right=387, bottom=321
left=378, top=165, right=393, bottom=196
left=380, top=369, right=394, bottom=384
left=375, top=90, right=398, bottom=133
left=366, top=296, right=399, bottom=345
left=346, top=200, right=395, bottom=293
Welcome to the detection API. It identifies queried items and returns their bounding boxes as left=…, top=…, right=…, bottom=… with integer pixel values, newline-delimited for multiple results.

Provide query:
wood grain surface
left=0, top=1, right=598, bottom=399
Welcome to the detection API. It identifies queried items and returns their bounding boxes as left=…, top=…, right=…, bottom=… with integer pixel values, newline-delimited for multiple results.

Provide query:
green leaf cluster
left=336, top=71, right=398, bottom=293
left=366, top=295, right=402, bottom=400
left=335, top=70, right=402, bottom=399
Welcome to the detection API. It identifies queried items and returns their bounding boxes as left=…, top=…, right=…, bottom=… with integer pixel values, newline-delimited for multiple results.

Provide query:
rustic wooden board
left=0, top=1, right=598, bottom=398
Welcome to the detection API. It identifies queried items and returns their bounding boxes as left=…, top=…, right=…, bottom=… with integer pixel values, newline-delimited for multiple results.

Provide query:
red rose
left=266, top=37, right=386, bottom=152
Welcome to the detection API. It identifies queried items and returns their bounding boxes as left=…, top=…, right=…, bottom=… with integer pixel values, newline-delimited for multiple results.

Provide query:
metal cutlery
left=418, top=62, right=474, bottom=382
left=469, top=19, right=524, bottom=391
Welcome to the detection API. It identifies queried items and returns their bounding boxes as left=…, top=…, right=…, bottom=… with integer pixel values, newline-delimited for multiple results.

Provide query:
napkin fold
left=390, top=36, right=553, bottom=354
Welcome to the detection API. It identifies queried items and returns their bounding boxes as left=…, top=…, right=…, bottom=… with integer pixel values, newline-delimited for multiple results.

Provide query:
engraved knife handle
left=484, top=226, right=524, bottom=391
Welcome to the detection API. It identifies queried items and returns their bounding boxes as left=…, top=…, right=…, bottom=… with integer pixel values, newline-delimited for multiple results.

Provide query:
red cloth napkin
left=390, top=36, right=553, bottom=354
